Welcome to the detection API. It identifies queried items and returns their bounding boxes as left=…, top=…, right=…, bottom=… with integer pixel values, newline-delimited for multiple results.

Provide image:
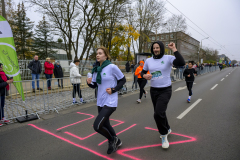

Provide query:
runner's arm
left=173, top=51, right=185, bottom=66
left=112, top=76, right=126, bottom=93
left=87, top=81, right=98, bottom=89
left=141, top=69, right=148, bottom=78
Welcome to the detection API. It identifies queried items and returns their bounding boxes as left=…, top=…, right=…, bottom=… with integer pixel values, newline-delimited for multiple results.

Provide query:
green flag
left=0, top=15, right=25, bottom=101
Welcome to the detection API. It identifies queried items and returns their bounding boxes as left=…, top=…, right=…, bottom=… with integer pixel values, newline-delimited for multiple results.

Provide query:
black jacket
left=125, top=62, right=130, bottom=72
left=28, top=60, right=42, bottom=74
left=54, top=64, right=63, bottom=78
left=183, top=68, right=197, bottom=82
left=0, top=76, right=9, bottom=96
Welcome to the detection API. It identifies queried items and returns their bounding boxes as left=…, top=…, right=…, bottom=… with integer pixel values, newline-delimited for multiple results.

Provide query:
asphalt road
left=0, top=67, right=239, bottom=160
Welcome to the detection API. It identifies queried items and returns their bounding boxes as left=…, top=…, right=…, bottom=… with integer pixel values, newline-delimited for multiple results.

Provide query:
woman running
left=135, top=61, right=149, bottom=103
left=141, top=41, right=185, bottom=149
left=87, top=46, right=126, bottom=154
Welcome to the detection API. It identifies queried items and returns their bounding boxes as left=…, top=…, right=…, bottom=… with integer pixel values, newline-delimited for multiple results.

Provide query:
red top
left=44, top=61, right=54, bottom=75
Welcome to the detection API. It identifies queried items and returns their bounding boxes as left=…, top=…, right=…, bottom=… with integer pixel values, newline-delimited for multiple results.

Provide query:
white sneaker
left=160, top=129, right=171, bottom=138
left=161, top=135, right=169, bottom=149
left=0, top=123, right=3, bottom=127
left=136, top=99, right=141, bottom=103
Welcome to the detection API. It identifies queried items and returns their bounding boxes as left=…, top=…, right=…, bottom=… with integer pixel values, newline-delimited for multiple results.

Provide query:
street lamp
left=198, top=37, right=209, bottom=64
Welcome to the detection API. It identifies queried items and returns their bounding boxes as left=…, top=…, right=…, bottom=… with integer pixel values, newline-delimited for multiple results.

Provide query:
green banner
left=0, top=15, right=25, bottom=101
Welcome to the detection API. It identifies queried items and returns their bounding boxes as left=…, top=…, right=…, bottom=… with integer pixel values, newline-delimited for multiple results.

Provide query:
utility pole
left=1, top=0, right=7, bottom=19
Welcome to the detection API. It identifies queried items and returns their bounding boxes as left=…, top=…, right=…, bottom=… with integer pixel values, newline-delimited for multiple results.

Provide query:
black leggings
left=72, top=83, right=82, bottom=98
left=186, top=82, right=193, bottom=96
left=150, top=86, right=172, bottom=135
left=93, top=106, right=117, bottom=141
left=137, top=78, right=147, bottom=99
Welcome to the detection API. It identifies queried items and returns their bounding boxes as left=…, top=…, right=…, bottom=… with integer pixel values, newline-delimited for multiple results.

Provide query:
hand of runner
left=143, top=74, right=152, bottom=80
left=188, top=74, right=190, bottom=77
left=106, top=88, right=112, bottom=95
left=87, top=78, right=92, bottom=84
left=168, top=42, right=177, bottom=52
left=139, top=71, right=142, bottom=73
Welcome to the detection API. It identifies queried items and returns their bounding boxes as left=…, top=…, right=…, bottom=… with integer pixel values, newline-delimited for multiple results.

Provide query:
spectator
left=44, top=58, right=54, bottom=90
left=70, top=59, right=86, bottom=104
left=178, top=66, right=184, bottom=80
left=175, top=66, right=179, bottom=79
left=130, top=62, right=135, bottom=74
left=125, top=61, right=130, bottom=73
left=171, top=66, right=176, bottom=82
left=132, top=61, right=139, bottom=90
left=0, top=63, right=13, bottom=126
left=93, top=60, right=99, bottom=99
left=28, top=55, right=42, bottom=92
left=185, top=62, right=189, bottom=69
left=54, top=61, right=64, bottom=88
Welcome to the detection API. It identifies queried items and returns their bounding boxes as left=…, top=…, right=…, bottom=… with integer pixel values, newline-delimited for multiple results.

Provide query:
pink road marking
left=98, top=124, right=137, bottom=146
left=116, top=127, right=197, bottom=160
left=64, top=119, right=125, bottom=140
left=65, top=132, right=98, bottom=140
left=28, top=124, right=114, bottom=160
left=56, top=112, right=95, bottom=130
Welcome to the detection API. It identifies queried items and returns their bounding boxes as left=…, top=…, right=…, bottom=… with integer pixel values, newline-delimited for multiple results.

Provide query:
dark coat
left=125, top=62, right=130, bottom=72
left=54, top=64, right=63, bottom=78
left=0, top=75, right=9, bottom=96
left=28, top=60, right=42, bottom=74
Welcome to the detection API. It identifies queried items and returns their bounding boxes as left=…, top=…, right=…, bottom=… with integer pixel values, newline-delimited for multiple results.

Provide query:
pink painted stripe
left=98, top=124, right=137, bottom=146
left=28, top=124, right=114, bottom=160
left=56, top=112, right=95, bottom=130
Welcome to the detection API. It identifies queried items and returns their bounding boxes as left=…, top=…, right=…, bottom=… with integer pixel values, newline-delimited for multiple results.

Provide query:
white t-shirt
left=143, top=55, right=176, bottom=88
left=92, top=64, right=124, bottom=107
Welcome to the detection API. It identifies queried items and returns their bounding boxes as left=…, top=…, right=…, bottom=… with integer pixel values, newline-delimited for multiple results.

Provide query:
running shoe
left=116, top=137, right=122, bottom=148
left=136, top=99, right=141, bottom=103
left=161, top=135, right=169, bottom=149
left=0, top=123, right=3, bottom=127
left=72, top=101, right=79, bottom=105
left=160, top=129, right=172, bottom=139
left=144, top=91, right=148, bottom=98
left=80, top=99, right=86, bottom=104
left=1, top=118, right=10, bottom=123
left=107, top=137, right=118, bottom=154
left=187, top=99, right=191, bottom=103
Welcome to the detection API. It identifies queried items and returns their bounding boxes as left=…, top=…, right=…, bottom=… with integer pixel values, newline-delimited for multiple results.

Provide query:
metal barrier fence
left=172, top=66, right=220, bottom=81
left=19, top=60, right=129, bottom=80
left=1, top=66, right=219, bottom=123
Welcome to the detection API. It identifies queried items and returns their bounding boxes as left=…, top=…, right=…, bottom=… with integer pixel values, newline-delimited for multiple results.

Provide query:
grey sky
left=14, top=0, right=240, bottom=61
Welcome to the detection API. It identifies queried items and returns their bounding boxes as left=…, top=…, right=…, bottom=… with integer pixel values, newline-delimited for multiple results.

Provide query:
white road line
left=221, top=78, right=224, bottom=81
left=210, top=84, right=218, bottom=90
left=226, top=75, right=228, bottom=77
left=177, top=99, right=202, bottom=119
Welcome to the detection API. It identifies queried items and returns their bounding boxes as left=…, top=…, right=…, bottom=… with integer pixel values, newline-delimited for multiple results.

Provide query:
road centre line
left=177, top=99, right=202, bottom=119
left=226, top=75, right=228, bottom=77
left=210, top=84, right=218, bottom=90
left=221, top=78, right=224, bottom=81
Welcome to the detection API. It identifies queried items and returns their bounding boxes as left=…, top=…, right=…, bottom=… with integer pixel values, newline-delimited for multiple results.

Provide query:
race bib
left=151, top=71, right=163, bottom=80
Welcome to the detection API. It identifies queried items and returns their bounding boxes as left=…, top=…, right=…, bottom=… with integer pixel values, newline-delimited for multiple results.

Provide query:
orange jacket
left=135, top=61, right=150, bottom=78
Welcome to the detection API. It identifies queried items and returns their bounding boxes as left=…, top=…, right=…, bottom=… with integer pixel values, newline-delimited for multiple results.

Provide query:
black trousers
left=150, top=86, right=172, bottom=135
left=72, top=83, right=82, bottom=98
left=132, top=75, right=138, bottom=89
left=93, top=106, right=117, bottom=141
left=186, top=82, right=193, bottom=96
left=137, top=78, right=147, bottom=99
left=58, top=79, right=63, bottom=87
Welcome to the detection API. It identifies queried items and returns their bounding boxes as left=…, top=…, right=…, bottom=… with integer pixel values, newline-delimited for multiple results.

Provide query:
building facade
left=143, top=31, right=200, bottom=62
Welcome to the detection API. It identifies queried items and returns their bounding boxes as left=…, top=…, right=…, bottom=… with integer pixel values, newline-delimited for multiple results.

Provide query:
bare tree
left=135, top=0, right=165, bottom=53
